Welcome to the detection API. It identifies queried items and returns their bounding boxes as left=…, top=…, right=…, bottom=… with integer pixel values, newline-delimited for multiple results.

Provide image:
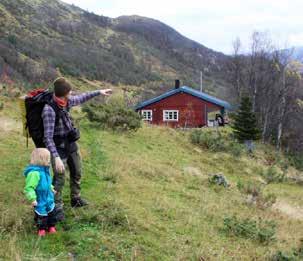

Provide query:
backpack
left=20, top=89, right=62, bottom=148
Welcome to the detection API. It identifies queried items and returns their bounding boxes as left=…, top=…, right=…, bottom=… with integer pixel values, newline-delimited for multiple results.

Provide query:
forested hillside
left=0, top=0, right=229, bottom=95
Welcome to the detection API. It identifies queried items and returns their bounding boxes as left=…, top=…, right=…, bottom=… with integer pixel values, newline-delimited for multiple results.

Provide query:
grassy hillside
left=1, top=96, right=303, bottom=260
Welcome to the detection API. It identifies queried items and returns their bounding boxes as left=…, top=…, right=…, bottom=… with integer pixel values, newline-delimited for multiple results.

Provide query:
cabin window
left=141, top=110, right=152, bottom=121
left=163, top=110, right=179, bottom=121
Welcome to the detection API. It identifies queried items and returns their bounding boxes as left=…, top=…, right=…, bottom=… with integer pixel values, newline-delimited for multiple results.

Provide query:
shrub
left=0, top=102, right=3, bottom=111
left=190, top=128, right=244, bottom=156
left=280, top=161, right=289, bottom=175
left=258, top=193, right=277, bottom=209
left=229, top=142, right=245, bottom=157
left=260, top=166, right=285, bottom=184
left=264, top=150, right=277, bottom=166
left=101, top=173, right=117, bottom=184
left=271, top=252, right=297, bottom=261
left=223, top=216, right=276, bottom=244
left=83, top=95, right=142, bottom=132
left=7, top=34, right=17, bottom=46
left=74, top=199, right=130, bottom=231
left=237, top=180, right=262, bottom=197
left=190, top=129, right=201, bottom=144
left=237, top=181, right=276, bottom=209
left=263, top=150, right=289, bottom=173
left=190, top=129, right=226, bottom=151
left=272, top=242, right=303, bottom=261
left=288, top=154, right=303, bottom=171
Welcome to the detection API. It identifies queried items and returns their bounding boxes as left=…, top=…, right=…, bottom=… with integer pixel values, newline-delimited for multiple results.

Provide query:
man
left=42, top=77, right=112, bottom=220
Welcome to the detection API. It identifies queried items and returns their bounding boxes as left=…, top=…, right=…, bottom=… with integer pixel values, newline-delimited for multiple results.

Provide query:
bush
left=260, top=166, right=285, bottom=184
left=74, top=199, right=130, bottom=231
left=237, top=180, right=262, bottom=197
left=229, top=142, right=245, bottom=157
left=272, top=252, right=297, bottom=261
left=272, top=242, right=303, bottom=261
left=223, top=216, right=276, bottom=244
left=190, top=128, right=244, bottom=156
left=278, top=159, right=289, bottom=175
left=190, top=129, right=225, bottom=151
left=263, top=150, right=289, bottom=173
left=288, top=154, right=303, bottom=171
left=237, top=181, right=276, bottom=209
left=0, top=102, right=3, bottom=111
left=7, top=34, right=17, bottom=46
left=83, top=95, right=142, bottom=132
left=258, top=193, right=277, bottom=209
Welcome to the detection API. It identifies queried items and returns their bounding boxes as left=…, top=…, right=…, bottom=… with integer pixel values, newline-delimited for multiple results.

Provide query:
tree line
left=227, top=31, right=303, bottom=154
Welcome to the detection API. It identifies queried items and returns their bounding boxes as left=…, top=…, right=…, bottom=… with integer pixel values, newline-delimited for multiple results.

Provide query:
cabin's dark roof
left=135, top=86, right=232, bottom=110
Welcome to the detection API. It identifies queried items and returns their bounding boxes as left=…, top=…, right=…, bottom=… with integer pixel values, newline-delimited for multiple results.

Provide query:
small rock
left=289, top=175, right=303, bottom=185
left=254, top=176, right=267, bottom=185
left=245, top=194, right=257, bottom=205
left=183, top=166, right=202, bottom=176
left=193, top=147, right=202, bottom=154
left=68, top=252, right=77, bottom=261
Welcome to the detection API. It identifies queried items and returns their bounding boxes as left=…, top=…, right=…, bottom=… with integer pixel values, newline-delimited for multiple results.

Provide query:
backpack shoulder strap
left=45, top=101, right=63, bottom=125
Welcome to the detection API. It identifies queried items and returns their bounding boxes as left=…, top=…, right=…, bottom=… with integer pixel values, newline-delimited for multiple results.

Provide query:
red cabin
left=135, top=85, right=231, bottom=128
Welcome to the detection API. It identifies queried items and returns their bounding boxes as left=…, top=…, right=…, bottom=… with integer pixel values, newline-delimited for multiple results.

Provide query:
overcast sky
left=62, top=0, right=303, bottom=54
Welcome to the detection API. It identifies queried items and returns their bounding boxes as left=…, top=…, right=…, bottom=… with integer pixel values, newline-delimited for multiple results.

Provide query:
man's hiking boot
left=71, top=197, right=88, bottom=208
left=38, top=229, right=46, bottom=237
left=54, top=205, right=65, bottom=222
left=48, top=226, right=57, bottom=234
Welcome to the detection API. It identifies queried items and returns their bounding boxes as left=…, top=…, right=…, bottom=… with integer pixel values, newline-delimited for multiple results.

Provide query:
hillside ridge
left=0, top=0, right=230, bottom=97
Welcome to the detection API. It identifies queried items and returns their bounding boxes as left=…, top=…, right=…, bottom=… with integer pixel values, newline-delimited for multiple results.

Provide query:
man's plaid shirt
left=42, top=91, right=100, bottom=158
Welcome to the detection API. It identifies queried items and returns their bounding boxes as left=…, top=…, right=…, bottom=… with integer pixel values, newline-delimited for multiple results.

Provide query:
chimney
left=175, top=79, right=180, bottom=89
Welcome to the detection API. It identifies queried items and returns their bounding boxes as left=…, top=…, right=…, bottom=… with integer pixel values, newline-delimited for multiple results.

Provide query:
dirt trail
left=183, top=166, right=203, bottom=177
left=0, top=116, right=20, bottom=132
left=272, top=200, right=303, bottom=220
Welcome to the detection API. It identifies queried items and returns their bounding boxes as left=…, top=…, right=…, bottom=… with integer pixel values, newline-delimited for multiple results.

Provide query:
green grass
left=1, top=98, right=303, bottom=260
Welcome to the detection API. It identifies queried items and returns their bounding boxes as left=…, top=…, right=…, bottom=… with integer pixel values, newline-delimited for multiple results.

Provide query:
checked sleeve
left=68, top=91, right=101, bottom=107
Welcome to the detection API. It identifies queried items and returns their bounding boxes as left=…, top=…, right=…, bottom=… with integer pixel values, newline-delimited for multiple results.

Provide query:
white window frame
left=141, top=110, right=152, bottom=121
left=163, top=110, right=179, bottom=122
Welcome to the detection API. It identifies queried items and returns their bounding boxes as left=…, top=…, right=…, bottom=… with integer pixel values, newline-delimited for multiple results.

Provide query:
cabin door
left=202, top=104, right=207, bottom=127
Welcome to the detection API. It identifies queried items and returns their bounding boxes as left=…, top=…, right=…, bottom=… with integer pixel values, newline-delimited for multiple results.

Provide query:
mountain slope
left=0, top=0, right=229, bottom=94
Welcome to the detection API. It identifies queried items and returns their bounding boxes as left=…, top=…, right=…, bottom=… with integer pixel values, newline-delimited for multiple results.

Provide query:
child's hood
left=23, top=165, right=50, bottom=177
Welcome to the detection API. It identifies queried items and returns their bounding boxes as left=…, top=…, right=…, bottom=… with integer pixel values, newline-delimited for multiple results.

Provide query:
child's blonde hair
left=30, top=148, right=50, bottom=166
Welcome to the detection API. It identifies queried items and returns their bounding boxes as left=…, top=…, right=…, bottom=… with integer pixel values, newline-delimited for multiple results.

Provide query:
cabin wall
left=139, top=92, right=222, bottom=128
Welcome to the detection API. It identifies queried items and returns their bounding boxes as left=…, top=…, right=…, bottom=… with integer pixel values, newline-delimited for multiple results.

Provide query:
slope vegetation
left=0, top=96, right=303, bottom=260
left=0, top=0, right=229, bottom=95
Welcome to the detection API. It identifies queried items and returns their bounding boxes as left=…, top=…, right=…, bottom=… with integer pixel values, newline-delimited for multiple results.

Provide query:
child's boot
left=38, top=229, right=46, bottom=237
left=48, top=226, right=57, bottom=234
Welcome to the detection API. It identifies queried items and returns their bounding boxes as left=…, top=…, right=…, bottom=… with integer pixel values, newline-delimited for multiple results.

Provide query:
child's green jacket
left=24, top=165, right=55, bottom=216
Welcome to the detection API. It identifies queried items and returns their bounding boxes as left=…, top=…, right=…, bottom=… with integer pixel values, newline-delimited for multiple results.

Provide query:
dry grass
left=1, top=98, right=303, bottom=259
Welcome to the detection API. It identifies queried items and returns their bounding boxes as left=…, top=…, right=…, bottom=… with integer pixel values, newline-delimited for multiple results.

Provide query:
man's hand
left=31, top=200, right=37, bottom=207
left=99, top=89, right=112, bottom=96
left=55, top=157, right=65, bottom=174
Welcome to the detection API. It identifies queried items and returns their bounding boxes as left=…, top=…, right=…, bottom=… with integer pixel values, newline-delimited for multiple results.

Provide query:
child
left=24, top=148, right=57, bottom=236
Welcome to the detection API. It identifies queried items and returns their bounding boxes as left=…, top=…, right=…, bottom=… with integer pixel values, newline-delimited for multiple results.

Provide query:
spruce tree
left=232, top=96, right=260, bottom=142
